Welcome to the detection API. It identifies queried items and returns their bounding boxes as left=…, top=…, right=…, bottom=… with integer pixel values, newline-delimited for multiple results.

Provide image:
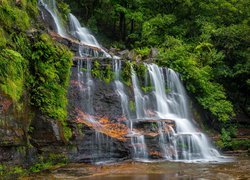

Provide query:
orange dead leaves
left=75, top=109, right=128, bottom=141
left=149, top=151, right=161, bottom=157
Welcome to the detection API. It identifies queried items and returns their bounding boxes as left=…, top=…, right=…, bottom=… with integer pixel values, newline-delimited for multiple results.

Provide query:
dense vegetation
left=64, top=0, right=249, bottom=124
left=0, top=0, right=72, bottom=138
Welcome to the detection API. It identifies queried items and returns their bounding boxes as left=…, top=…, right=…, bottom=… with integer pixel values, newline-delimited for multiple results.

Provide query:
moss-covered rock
left=0, top=49, right=28, bottom=102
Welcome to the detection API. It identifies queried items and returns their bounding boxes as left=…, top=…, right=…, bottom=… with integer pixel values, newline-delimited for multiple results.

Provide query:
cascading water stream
left=112, top=60, right=148, bottom=160
left=112, top=59, right=132, bottom=130
left=38, top=0, right=223, bottom=163
left=69, top=13, right=111, bottom=58
left=77, top=49, right=96, bottom=123
left=39, top=1, right=110, bottom=57
left=145, top=64, right=221, bottom=161
left=69, top=13, right=100, bottom=48
left=131, top=67, right=148, bottom=119
left=38, top=0, right=67, bottom=37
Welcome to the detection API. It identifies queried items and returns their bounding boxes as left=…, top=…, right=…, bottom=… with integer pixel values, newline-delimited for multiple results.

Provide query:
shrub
left=0, top=49, right=28, bottom=102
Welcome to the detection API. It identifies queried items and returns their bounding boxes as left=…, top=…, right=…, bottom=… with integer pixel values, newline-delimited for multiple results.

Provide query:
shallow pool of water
left=23, top=155, right=250, bottom=179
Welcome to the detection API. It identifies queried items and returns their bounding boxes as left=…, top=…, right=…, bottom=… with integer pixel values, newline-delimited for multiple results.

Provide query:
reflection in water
left=25, top=156, right=249, bottom=180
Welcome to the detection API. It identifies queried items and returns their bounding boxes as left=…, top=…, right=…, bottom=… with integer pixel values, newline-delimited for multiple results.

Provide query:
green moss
left=0, top=2, right=30, bottom=31
left=141, top=86, right=154, bottom=93
left=121, top=61, right=132, bottom=86
left=29, top=153, right=68, bottom=173
left=57, top=1, right=71, bottom=22
left=91, top=60, right=102, bottom=78
left=103, top=64, right=114, bottom=84
left=30, top=34, right=73, bottom=121
left=0, top=28, right=6, bottom=47
left=62, top=122, right=72, bottom=141
left=129, top=100, right=135, bottom=112
left=133, top=62, right=147, bottom=84
left=91, top=60, right=114, bottom=84
left=0, top=164, right=27, bottom=178
left=0, top=49, right=28, bottom=102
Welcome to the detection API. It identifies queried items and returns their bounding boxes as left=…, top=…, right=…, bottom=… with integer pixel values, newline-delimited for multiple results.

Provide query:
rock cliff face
left=0, top=93, right=34, bottom=166
left=0, top=62, right=132, bottom=166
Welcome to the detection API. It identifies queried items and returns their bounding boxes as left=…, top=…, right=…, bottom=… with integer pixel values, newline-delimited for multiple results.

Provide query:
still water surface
left=24, top=155, right=250, bottom=179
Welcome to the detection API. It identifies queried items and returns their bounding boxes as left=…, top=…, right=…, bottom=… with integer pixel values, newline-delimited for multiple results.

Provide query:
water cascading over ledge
left=38, top=0, right=110, bottom=58
left=38, top=0, right=228, bottom=163
left=72, top=58, right=225, bottom=163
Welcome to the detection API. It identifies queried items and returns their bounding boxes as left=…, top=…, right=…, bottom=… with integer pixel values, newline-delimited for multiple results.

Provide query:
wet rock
left=133, top=119, right=176, bottom=136
left=68, top=124, right=131, bottom=163
left=128, top=50, right=137, bottom=61
left=0, top=93, right=35, bottom=165
left=29, top=114, right=65, bottom=147
left=149, top=48, right=158, bottom=59
left=118, top=50, right=129, bottom=59
left=216, top=173, right=235, bottom=180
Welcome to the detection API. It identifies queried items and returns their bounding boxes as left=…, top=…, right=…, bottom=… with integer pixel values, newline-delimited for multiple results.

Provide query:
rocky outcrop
left=0, top=93, right=35, bottom=166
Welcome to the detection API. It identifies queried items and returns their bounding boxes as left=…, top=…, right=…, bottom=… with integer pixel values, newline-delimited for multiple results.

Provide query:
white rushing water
left=38, top=0, right=67, bottom=37
left=131, top=67, right=147, bottom=119
left=69, top=13, right=100, bottom=47
left=39, top=1, right=110, bottom=57
left=113, top=59, right=132, bottom=129
left=77, top=50, right=96, bottom=123
left=69, top=13, right=111, bottom=58
left=115, top=63, right=222, bottom=162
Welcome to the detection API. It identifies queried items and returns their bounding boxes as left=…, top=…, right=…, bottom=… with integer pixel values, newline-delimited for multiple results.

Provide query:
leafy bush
left=29, top=153, right=68, bottom=173
left=0, top=49, right=28, bottom=102
left=157, top=37, right=234, bottom=122
left=0, top=2, right=30, bottom=31
left=30, top=34, right=73, bottom=121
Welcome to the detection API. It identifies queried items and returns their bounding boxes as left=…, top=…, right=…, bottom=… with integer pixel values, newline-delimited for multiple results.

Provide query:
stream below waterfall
left=23, top=155, right=249, bottom=179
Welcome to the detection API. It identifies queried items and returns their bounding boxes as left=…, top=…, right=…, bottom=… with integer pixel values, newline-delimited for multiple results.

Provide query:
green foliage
left=0, top=1, right=31, bottom=31
left=30, top=34, right=73, bottom=120
left=0, top=28, right=6, bottom=47
left=62, top=122, right=72, bottom=141
left=142, top=14, right=177, bottom=46
left=141, top=86, right=153, bottom=93
left=215, top=125, right=248, bottom=151
left=157, top=37, right=234, bottom=122
left=64, top=0, right=249, bottom=123
left=0, top=164, right=27, bottom=178
left=29, top=153, right=68, bottom=173
left=0, top=49, right=28, bottom=102
left=134, top=47, right=150, bottom=58
left=121, top=61, right=132, bottom=86
left=57, top=1, right=71, bottom=21
left=133, top=63, right=147, bottom=80
left=103, top=64, right=113, bottom=84
left=129, top=100, right=135, bottom=112
left=91, top=60, right=114, bottom=84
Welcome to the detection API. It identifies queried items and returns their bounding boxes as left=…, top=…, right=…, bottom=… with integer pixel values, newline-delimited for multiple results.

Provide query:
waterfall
left=111, top=62, right=220, bottom=162
left=131, top=66, right=151, bottom=119
left=38, top=0, right=67, bottom=37
left=112, top=60, right=148, bottom=160
left=131, top=134, right=148, bottom=160
left=39, top=1, right=110, bottom=57
left=112, top=59, right=132, bottom=129
left=145, top=64, right=220, bottom=161
left=69, top=13, right=111, bottom=58
left=77, top=51, right=95, bottom=123
left=69, top=13, right=100, bottom=48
